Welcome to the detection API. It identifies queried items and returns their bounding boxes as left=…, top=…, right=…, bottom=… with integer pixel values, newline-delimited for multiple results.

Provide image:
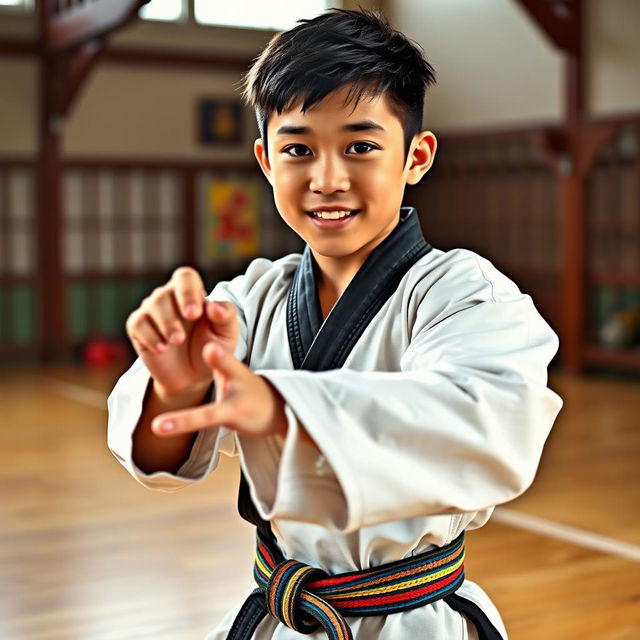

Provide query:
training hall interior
left=1, top=0, right=639, bottom=638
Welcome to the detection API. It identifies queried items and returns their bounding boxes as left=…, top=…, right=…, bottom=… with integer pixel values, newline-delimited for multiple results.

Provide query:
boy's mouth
left=305, top=209, right=361, bottom=220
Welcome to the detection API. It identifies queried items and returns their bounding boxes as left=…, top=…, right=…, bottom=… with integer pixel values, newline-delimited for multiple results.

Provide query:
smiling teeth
left=312, top=210, right=353, bottom=220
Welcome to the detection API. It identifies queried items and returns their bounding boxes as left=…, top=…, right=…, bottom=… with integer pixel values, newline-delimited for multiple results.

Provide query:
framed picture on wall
left=201, top=176, right=261, bottom=259
left=198, top=98, right=244, bottom=145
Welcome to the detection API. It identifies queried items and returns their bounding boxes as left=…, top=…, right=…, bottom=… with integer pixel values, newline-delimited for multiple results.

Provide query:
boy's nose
left=309, top=157, right=350, bottom=194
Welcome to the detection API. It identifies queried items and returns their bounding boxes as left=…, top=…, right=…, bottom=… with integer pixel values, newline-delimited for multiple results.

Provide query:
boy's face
left=254, top=85, right=436, bottom=268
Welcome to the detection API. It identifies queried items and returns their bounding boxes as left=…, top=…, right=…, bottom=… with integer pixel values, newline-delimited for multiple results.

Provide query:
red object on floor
left=82, top=333, right=126, bottom=368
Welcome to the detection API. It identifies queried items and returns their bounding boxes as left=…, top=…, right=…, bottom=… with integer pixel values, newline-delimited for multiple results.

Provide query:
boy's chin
left=307, top=239, right=368, bottom=259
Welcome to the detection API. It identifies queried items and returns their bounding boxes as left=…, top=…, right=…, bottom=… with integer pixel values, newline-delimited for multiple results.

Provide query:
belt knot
left=265, top=559, right=330, bottom=634
left=248, top=531, right=466, bottom=640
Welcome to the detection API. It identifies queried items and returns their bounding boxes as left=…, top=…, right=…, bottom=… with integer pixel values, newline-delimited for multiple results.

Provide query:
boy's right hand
left=126, top=266, right=239, bottom=401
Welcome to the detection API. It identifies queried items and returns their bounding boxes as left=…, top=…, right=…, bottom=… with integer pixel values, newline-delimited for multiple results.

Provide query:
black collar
left=286, top=206, right=432, bottom=370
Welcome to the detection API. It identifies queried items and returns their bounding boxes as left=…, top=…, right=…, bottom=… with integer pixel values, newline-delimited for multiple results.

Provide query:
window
left=0, top=0, right=32, bottom=10
left=139, top=0, right=186, bottom=22
left=194, top=0, right=334, bottom=31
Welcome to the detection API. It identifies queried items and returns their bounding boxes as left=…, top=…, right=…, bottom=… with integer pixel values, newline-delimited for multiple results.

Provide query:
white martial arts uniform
left=108, top=207, right=563, bottom=640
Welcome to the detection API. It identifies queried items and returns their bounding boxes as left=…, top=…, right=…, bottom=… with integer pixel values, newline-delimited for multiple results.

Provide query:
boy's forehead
left=268, top=86, right=401, bottom=133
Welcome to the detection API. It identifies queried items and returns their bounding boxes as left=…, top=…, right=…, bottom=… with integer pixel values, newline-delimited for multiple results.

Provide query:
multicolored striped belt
left=226, top=531, right=465, bottom=640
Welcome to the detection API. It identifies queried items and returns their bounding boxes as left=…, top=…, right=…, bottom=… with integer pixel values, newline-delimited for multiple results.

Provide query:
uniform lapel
left=287, top=206, right=432, bottom=370
left=286, top=244, right=324, bottom=370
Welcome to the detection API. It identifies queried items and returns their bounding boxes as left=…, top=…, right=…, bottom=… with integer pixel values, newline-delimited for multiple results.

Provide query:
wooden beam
left=35, top=0, right=149, bottom=361
left=559, top=1, right=585, bottom=374
left=515, top=0, right=587, bottom=373
left=577, top=122, right=616, bottom=176
left=55, top=39, right=105, bottom=116
left=515, top=0, right=579, bottom=52
left=102, top=46, right=252, bottom=71
left=0, top=37, right=254, bottom=72
left=0, top=37, right=34, bottom=57
left=46, top=0, right=151, bottom=51
left=528, top=128, right=568, bottom=173
left=36, top=56, right=66, bottom=361
left=184, top=169, right=197, bottom=266
left=559, top=163, right=585, bottom=374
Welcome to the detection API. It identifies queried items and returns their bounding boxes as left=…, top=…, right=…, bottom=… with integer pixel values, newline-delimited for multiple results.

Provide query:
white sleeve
left=106, top=357, right=237, bottom=492
left=242, top=262, right=564, bottom=534
left=106, top=271, right=255, bottom=492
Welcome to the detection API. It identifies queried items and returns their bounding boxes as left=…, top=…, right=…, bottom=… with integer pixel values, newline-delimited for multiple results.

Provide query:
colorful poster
left=204, top=178, right=260, bottom=258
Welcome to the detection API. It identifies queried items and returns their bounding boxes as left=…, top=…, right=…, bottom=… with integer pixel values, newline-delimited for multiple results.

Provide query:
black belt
left=225, top=530, right=503, bottom=640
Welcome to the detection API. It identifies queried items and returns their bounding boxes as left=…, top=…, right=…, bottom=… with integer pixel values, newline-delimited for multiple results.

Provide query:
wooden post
left=37, top=16, right=66, bottom=361
left=184, top=168, right=197, bottom=266
left=516, top=0, right=586, bottom=373
left=560, top=11, right=585, bottom=374
left=35, top=0, right=150, bottom=361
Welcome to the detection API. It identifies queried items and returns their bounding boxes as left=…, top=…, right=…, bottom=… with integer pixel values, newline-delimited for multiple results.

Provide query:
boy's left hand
left=150, top=342, right=287, bottom=439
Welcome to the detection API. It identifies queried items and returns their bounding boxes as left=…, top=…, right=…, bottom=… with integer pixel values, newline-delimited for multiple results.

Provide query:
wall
left=388, top=0, right=640, bottom=133
left=0, top=58, right=36, bottom=155
left=0, top=0, right=383, bottom=159
left=0, top=0, right=639, bottom=157
left=586, top=0, right=640, bottom=115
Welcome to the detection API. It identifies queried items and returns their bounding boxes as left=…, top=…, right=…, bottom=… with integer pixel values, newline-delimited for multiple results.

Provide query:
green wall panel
left=98, top=280, right=118, bottom=338
left=0, top=287, right=5, bottom=343
left=10, top=285, right=34, bottom=343
left=68, top=283, right=89, bottom=340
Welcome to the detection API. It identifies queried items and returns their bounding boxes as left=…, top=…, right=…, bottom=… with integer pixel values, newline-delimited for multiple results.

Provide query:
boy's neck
left=309, top=209, right=404, bottom=318
left=313, top=251, right=368, bottom=319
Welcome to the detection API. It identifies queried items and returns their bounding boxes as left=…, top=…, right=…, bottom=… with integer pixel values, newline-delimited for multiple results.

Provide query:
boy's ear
left=405, top=131, right=437, bottom=185
left=254, top=138, right=273, bottom=184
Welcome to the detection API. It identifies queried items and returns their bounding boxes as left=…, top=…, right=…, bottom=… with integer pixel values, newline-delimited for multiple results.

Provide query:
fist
left=125, top=266, right=240, bottom=399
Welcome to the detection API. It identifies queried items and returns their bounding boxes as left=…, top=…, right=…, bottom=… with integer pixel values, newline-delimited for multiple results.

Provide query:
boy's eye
left=347, top=142, right=377, bottom=154
left=282, top=142, right=378, bottom=157
left=283, top=144, right=311, bottom=157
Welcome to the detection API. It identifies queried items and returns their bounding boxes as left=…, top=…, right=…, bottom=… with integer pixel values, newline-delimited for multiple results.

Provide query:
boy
left=108, top=8, right=563, bottom=640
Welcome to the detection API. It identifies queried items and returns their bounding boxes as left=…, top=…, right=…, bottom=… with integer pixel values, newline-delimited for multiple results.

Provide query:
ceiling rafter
left=45, top=0, right=151, bottom=51
left=515, top=0, right=580, bottom=53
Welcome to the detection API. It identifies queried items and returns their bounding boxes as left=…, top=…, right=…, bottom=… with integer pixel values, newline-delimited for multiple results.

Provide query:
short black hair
left=240, top=7, right=436, bottom=161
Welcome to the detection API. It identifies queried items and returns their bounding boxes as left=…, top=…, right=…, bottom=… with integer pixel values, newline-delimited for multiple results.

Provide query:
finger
left=203, top=341, right=247, bottom=378
left=126, top=308, right=169, bottom=354
left=144, top=287, right=186, bottom=347
left=151, top=400, right=231, bottom=437
left=213, top=370, right=229, bottom=402
left=205, top=300, right=239, bottom=340
left=171, top=267, right=207, bottom=320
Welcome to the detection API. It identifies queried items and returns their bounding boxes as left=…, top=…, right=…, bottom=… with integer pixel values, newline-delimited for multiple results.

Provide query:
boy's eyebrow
left=275, top=120, right=386, bottom=136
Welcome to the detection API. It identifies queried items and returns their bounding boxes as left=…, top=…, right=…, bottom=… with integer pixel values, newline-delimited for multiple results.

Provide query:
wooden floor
left=1, top=363, right=639, bottom=639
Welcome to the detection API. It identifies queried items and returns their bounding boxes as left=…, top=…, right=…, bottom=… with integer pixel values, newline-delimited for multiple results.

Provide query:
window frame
left=0, top=0, right=33, bottom=15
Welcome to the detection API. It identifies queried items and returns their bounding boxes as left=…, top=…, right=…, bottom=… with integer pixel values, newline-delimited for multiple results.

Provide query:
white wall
left=389, top=0, right=563, bottom=131
left=64, top=64, right=258, bottom=161
left=389, top=0, right=640, bottom=132
left=587, top=0, right=640, bottom=115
